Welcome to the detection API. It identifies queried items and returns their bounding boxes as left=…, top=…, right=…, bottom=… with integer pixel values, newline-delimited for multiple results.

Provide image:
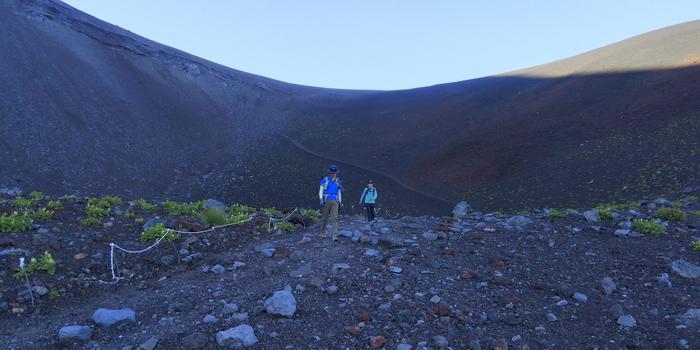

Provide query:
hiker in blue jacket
left=319, top=165, right=343, bottom=240
left=359, top=180, right=378, bottom=222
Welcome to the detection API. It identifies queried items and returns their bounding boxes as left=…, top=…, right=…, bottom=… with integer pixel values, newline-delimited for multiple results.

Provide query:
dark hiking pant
left=364, top=203, right=375, bottom=221
left=321, top=200, right=339, bottom=237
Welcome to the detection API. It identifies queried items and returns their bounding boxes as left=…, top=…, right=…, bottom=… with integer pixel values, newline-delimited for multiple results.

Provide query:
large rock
left=216, top=324, right=257, bottom=348
left=506, top=215, right=532, bottom=227
left=378, top=234, right=403, bottom=248
left=600, top=277, right=616, bottom=295
left=452, top=201, right=472, bottom=219
left=671, top=259, right=700, bottom=279
left=677, top=308, right=700, bottom=327
left=91, top=308, right=136, bottom=326
left=58, top=325, right=92, bottom=342
left=264, top=289, right=296, bottom=317
left=583, top=210, right=600, bottom=222
left=203, top=199, right=227, bottom=212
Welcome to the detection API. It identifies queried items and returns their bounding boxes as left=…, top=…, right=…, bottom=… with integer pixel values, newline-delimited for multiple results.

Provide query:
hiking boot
left=332, top=234, right=338, bottom=241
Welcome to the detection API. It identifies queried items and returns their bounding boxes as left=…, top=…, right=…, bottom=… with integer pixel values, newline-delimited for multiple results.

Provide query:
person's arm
left=360, top=188, right=367, bottom=204
left=375, top=188, right=378, bottom=200
left=338, top=190, right=342, bottom=205
left=319, top=185, right=324, bottom=205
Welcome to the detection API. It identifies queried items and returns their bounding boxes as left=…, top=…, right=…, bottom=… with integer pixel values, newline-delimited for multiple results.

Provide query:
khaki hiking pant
left=321, top=200, right=339, bottom=236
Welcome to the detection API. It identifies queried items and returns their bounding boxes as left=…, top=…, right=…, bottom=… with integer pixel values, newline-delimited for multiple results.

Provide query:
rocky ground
left=0, top=191, right=699, bottom=349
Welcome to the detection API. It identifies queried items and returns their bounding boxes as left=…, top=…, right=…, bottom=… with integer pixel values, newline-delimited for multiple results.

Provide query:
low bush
left=164, top=201, right=203, bottom=216
left=85, top=204, right=110, bottom=218
left=14, top=197, right=34, bottom=207
left=633, top=219, right=665, bottom=235
left=140, top=224, right=178, bottom=243
left=0, top=212, right=31, bottom=232
left=547, top=209, right=564, bottom=220
left=14, top=251, right=56, bottom=279
left=46, top=200, right=63, bottom=210
left=202, top=209, right=227, bottom=226
left=596, top=208, right=614, bottom=221
left=28, top=191, right=44, bottom=201
left=25, top=208, right=53, bottom=221
left=301, top=208, right=321, bottom=217
left=654, top=207, right=688, bottom=221
left=275, top=221, right=296, bottom=233
left=262, top=207, right=280, bottom=217
left=79, top=217, right=102, bottom=227
left=135, top=199, right=158, bottom=214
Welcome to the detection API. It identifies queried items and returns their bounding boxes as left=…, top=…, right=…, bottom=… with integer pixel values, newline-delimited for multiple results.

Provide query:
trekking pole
left=20, top=257, right=35, bottom=307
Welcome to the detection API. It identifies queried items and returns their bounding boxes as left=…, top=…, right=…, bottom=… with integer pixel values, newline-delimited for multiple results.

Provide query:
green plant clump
left=135, top=199, right=158, bottom=214
left=164, top=201, right=203, bottom=216
left=693, top=210, right=700, bottom=217
left=0, top=212, right=31, bottom=232
left=547, top=209, right=564, bottom=220
left=202, top=209, right=228, bottom=226
left=14, top=251, right=56, bottom=279
left=140, top=224, right=179, bottom=243
left=79, top=217, right=102, bottom=227
left=692, top=240, right=700, bottom=251
left=47, top=200, right=63, bottom=210
left=633, top=219, right=665, bottom=235
left=25, top=208, right=54, bottom=221
left=654, top=207, right=688, bottom=222
left=275, top=221, right=296, bottom=233
left=88, top=195, right=122, bottom=208
left=48, top=289, right=61, bottom=299
left=596, top=208, right=614, bottom=221
left=14, top=197, right=34, bottom=208
left=28, top=191, right=44, bottom=201
left=301, top=208, right=321, bottom=217
left=262, top=207, right=280, bottom=217
left=85, top=204, right=110, bottom=218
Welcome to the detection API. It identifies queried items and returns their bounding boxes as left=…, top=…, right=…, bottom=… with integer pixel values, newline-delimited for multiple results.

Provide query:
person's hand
left=320, top=200, right=324, bottom=206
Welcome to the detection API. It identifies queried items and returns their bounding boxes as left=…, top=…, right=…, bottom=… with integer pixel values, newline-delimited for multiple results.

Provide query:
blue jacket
left=360, top=187, right=378, bottom=204
left=319, top=176, right=343, bottom=202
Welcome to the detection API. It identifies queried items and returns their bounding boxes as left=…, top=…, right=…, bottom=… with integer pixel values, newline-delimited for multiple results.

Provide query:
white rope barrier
left=267, top=208, right=299, bottom=232
left=99, top=214, right=257, bottom=284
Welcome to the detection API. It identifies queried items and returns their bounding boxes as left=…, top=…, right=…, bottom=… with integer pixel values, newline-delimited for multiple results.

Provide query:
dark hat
left=328, top=164, right=339, bottom=173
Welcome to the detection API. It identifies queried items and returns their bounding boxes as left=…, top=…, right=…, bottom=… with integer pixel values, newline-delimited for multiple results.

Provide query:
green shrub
left=164, top=201, right=203, bottom=216
left=262, top=207, right=280, bottom=217
left=85, top=204, right=110, bottom=218
left=135, top=199, right=158, bottom=214
left=14, top=197, right=34, bottom=207
left=202, top=209, right=228, bottom=226
left=275, top=221, right=296, bottom=233
left=48, top=289, right=60, bottom=299
left=47, top=200, right=63, bottom=210
left=135, top=217, right=145, bottom=224
left=124, top=210, right=135, bottom=218
left=693, top=211, right=700, bottom=217
left=0, top=212, right=31, bottom=232
left=230, top=204, right=254, bottom=216
left=140, top=224, right=179, bottom=243
left=596, top=208, right=614, bottom=221
left=25, top=208, right=53, bottom=221
left=301, top=208, right=320, bottom=217
left=692, top=240, right=700, bottom=251
left=89, top=195, right=122, bottom=208
left=79, top=217, right=102, bottom=227
left=633, top=219, right=665, bottom=235
left=14, top=251, right=56, bottom=279
left=654, top=207, right=688, bottom=221
left=28, top=191, right=44, bottom=201
left=547, top=209, right=564, bottom=220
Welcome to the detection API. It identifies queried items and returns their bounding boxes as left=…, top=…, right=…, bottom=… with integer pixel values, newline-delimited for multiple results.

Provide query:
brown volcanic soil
left=2, top=0, right=700, bottom=214
left=0, top=194, right=699, bottom=349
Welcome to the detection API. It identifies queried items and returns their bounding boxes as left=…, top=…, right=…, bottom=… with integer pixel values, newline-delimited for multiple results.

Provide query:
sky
left=62, top=0, right=700, bottom=90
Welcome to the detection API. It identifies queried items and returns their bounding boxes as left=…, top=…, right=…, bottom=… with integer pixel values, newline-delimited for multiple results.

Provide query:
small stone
left=364, top=249, right=380, bottom=257
left=557, top=282, right=574, bottom=297
left=491, top=338, right=508, bottom=350
left=222, top=303, right=239, bottom=314
left=397, top=344, right=412, bottom=350
left=74, top=253, right=88, bottom=260
left=600, top=277, right=616, bottom=295
left=58, top=325, right=92, bottom=342
left=572, top=292, right=588, bottom=303
left=677, top=308, right=700, bottom=327
left=546, top=313, right=558, bottom=321
left=32, top=286, right=49, bottom=296
left=433, top=335, right=448, bottom=349
left=468, top=340, right=482, bottom=350
left=610, top=304, right=624, bottom=318
left=211, top=264, right=225, bottom=274
left=139, top=337, right=158, bottom=350
left=535, top=325, right=546, bottom=332
left=511, top=335, right=522, bottom=342
left=233, top=261, right=246, bottom=269
left=390, top=266, right=403, bottom=273
left=671, top=259, right=700, bottom=279
left=264, top=289, right=297, bottom=317
left=657, top=273, right=672, bottom=288
left=332, top=263, right=351, bottom=273
left=617, top=314, right=637, bottom=327
left=583, top=210, right=600, bottom=222
left=422, top=231, right=438, bottom=241
left=203, top=314, right=219, bottom=323
left=181, top=332, right=207, bottom=349
left=92, top=308, right=136, bottom=327
left=326, top=285, right=339, bottom=295
left=556, top=300, right=568, bottom=307
left=160, top=255, right=175, bottom=266
left=430, top=295, right=441, bottom=303
left=216, top=324, right=257, bottom=347
left=679, top=339, right=690, bottom=349
left=369, top=335, right=386, bottom=349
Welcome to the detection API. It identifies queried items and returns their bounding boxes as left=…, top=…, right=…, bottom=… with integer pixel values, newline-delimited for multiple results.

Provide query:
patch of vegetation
left=654, top=207, right=688, bottom=221
left=633, top=219, right=665, bottom=235
left=164, top=201, right=203, bottom=216
left=79, top=217, right=102, bottom=227
left=596, top=208, right=614, bottom=221
left=135, top=198, right=158, bottom=214
left=135, top=217, right=145, bottom=224
left=0, top=212, right=31, bottom=232
left=14, top=197, right=34, bottom=208
left=124, top=210, right=135, bottom=218
left=48, top=289, right=61, bottom=299
left=46, top=200, right=63, bottom=210
left=274, top=221, right=296, bottom=233
left=25, top=208, right=53, bottom=221
left=14, top=251, right=56, bottom=279
left=140, top=224, right=178, bottom=243
left=301, top=208, right=321, bottom=217
left=692, top=240, right=700, bottom=251
left=28, top=191, right=44, bottom=201
left=596, top=202, right=640, bottom=212
left=693, top=211, right=700, bottom=217
left=88, top=195, right=122, bottom=208
left=85, top=204, right=110, bottom=218
left=547, top=209, right=564, bottom=220
left=202, top=209, right=228, bottom=226
left=230, top=204, right=254, bottom=216
left=262, top=207, right=280, bottom=217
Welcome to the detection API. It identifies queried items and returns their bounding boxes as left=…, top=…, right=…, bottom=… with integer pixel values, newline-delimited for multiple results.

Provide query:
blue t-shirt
left=321, top=176, right=342, bottom=201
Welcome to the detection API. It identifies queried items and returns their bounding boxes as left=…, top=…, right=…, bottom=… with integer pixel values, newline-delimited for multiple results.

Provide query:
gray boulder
left=452, top=201, right=472, bottom=219
left=264, top=289, right=296, bottom=317
left=671, top=259, right=700, bottom=279
left=677, top=308, right=700, bottom=327
left=506, top=215, right=532, bottom=227
left=58, top=325, right=92, bottom=342
left=203, top=199, right=227, bottom=212
left=422, top=231, right=438, bottom=241
left=91, top=308, right=136, bottom=326
left=600, top=277, right=616, bottom=295
left=617, top=314, right=637, bottom=327
left=216, top=324, right=257, bottom=348
left=583, top=210, right=600, bottom=222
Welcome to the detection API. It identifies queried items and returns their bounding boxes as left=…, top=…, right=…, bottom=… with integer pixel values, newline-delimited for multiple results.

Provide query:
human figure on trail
left=359, top=179, right=378, bottom=222
left=319, top=164, right=343, bottom=240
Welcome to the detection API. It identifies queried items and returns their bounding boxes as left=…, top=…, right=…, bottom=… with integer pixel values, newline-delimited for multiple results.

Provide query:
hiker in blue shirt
left=319, top=165, right=343, bottom=240
left=359, top=180, right=378, bottom=222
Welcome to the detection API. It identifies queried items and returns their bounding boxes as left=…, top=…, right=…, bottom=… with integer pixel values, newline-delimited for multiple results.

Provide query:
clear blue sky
left=62, top=0, right=699, bottom=90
